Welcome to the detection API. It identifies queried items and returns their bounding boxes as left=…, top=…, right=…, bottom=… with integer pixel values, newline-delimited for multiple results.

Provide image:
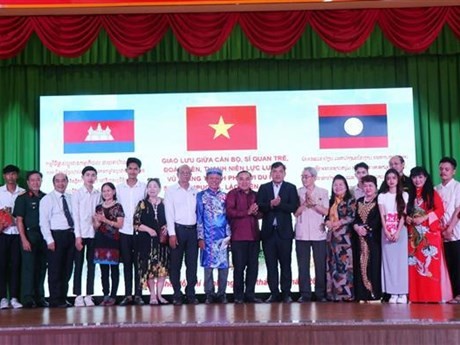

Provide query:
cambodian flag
left=63, top=110, right=135, bottom=153
left=318, top=104, right=388, bottom=149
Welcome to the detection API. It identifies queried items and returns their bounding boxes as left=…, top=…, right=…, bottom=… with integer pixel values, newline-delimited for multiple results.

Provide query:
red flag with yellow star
left=186, top=106, right=257, bottom=151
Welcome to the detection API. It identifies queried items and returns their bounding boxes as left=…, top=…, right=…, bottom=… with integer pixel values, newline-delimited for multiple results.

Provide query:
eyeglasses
left=301, top=175, right=313, bottom=179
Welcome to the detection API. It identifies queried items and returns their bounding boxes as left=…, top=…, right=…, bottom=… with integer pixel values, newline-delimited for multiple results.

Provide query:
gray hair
left=303, top=167, right=318, bottom=178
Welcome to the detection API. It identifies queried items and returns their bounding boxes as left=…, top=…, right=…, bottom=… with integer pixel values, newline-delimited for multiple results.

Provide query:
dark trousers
left=231, top=241, right=260, bottom=301
left=262, top=228, right=292, bottom=298
left=21, top=230, right=47, bottom=304
left=73, top=238, right=95, bottom=296
left=445, top=239, right=460, bottom=297
left=0, top=233, right=21, bottom=299
left=100, top=264, right=119, bottom=298
left=204, top=268, right=228, bottom=297
left=120, top=233, right=141, bottom=297
left=170, top=224, right=198, bottom=300
left=47, top=230, right=75, bottom=305
left=296, top=240, right=327, bottom=299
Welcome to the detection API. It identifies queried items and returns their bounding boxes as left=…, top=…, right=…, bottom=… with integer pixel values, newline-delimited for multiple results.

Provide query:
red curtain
left=0, top=7, right=459, bottom=59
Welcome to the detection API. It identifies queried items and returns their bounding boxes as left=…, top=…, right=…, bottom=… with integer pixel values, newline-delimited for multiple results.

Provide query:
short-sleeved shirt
left=295, top=186, right=329, bottom=241
left=435, top=179, right=460, bottom=241
left=13, top=190, right=46, bottom=230
left=0, top=185, right=25, bottom=234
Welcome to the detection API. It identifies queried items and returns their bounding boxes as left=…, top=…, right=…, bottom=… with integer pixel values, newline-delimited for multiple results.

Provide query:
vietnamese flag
left=186, top=106, right=257, bottom=151
left=318, top=104, right=388, bottom=149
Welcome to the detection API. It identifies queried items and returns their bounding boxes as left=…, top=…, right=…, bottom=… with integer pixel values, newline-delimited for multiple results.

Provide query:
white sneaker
left=389, top=295, right=398, bottom=304
left=74, top=295, right=85, bottom=307
left=397, top=295, right=407, bottom=304
left=84, top=296, right=95, bottom=307
left=10, top=298, right=23, bottom=309
left=0, top=298, right=9, bottom=309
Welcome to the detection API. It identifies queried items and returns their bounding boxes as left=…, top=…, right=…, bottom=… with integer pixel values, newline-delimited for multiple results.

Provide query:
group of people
left=0, top=154, right=459, bottom=309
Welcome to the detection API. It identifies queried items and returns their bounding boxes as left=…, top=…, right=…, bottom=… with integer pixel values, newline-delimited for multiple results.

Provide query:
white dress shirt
left=0, top=184, right=25, bottom=235
left=117, top=180, right=146, bottom=235
left=39, top=190, right=73, bottom=244
left=164, top=183, right=197, bottom=236
left=72, top=185, right=101, bottom=239
left=435, top=179, right=460, bottom=241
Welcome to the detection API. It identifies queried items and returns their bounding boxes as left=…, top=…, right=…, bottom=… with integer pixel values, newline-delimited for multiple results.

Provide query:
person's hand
left=48, top=242, right=56, bottom=251
left=355, top=225, right=367, bottom=237
left=169, top=235, right=178, bottom=249
left=295, top=205, right=306, bottom=217
left=270, top=196, right=281, bottom=208
left=75, top=237, right=83, bottom=251
left=149, top=228, right=157, bottom=237
left=248, top=203, right=259, bottom=215
left=21, top=238, right=32, bottom=252
left=198, top=239, right=205, bottom=249
left=406, top=216, right=413, bottom=225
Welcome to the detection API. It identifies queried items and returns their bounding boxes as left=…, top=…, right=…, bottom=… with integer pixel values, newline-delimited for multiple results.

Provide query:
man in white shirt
left=435, top=156, right=460, bottom=304
left=294, top=167, right=329, bottom=303
left=0, top=165, right=25, bottom=309
left=350, top=162, right=368, bottom=200
left=117, top=157, right=146, bottom=306
left=164, top=164, right=198, bottom=305
left=72, top=166, right=100, bottom=307
left=39, top=173, right=75, bottom=308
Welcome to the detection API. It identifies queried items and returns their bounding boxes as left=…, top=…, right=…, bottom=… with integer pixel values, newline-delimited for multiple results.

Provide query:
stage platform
left=1, top=301, right=459, bottom=345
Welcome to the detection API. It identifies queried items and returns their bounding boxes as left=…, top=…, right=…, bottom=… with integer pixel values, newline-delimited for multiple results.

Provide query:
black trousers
left=445, top=239, right=460, bottom=297
left=21, top=230, right=47, bottom=304
left=262, top=228, right=292, bottom=298
left=100, top=264, right=119, bottom=298
left=231, top=241, right=260, bottom=301
left=296, top=240, right=327, bottom=299
left=47, top=230, right=75, bottom=305
left=120, top=233, right=141, bottom=297
left=0, top=233, right=21, bottom=299
left=169, top=224, right=198, bottom=300
left=73, top=238, right=95, bottom=296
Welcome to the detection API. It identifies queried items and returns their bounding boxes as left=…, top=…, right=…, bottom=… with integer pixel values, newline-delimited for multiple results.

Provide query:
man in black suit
left=256, top=162, right=299, bottom=303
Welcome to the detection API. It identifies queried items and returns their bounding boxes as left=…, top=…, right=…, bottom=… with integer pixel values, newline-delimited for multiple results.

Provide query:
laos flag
left=318, top=104, right=388, bottom=149
left=63, top=110, right=135, bottom=154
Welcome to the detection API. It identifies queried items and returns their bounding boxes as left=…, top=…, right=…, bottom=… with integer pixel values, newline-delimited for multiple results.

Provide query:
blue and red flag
left=63, top=110, right=135, bottom=153
left=318, top=104, right=388, bottom=149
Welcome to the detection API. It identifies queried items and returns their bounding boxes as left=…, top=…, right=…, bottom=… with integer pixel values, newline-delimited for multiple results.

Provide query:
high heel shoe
left=149, top=297, right=159, bottom=305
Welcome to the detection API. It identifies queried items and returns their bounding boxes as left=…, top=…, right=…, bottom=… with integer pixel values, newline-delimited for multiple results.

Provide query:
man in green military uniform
left=13, top=170, right=48, bottom=308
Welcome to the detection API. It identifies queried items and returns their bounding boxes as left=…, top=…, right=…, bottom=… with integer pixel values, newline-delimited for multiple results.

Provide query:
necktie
left=61, top=195, right=74, bottom=228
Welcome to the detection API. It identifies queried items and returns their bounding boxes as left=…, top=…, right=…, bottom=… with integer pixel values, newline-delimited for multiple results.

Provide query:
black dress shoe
left=23, top=301, right=37, bottom=309
left=187, top=298, right=199, bottom=305
left=50, top=303, right=69, bottom=308
left=133, top=296, right=145, bottom=306
left=219, top=296, right=228, bottom=304
left=265, top=295, right=280, bottom=303
left=65, top=300, right=73, bottom=307
left=205, top=296, right=213, bottom=304
left=282, top=296, right=293, bottom=303
left=234, top=299, right=244, bottom=304
left=36, top=299, right=49, bottom=308
left=246, top=297, right=263, bottom=303
left=119, top=296, right=133, bottom=306
left=297, top=297, right=311, bottom=303
left=317, top=297, right=328, bottom=302
left=173, top=299, right=183, bottom=306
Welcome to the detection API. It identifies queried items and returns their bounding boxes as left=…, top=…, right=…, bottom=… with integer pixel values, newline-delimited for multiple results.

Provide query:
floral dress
left=133, top=199, right=169, bottom=289
left=326, top=197, right=356, bottom=301
left=407, top=189, right=452, bottom=302
left=93, top=203, right=124, bottom=265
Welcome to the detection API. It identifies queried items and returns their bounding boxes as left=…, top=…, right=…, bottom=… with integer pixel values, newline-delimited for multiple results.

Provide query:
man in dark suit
left=256, top=162, right=299, bottom=303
